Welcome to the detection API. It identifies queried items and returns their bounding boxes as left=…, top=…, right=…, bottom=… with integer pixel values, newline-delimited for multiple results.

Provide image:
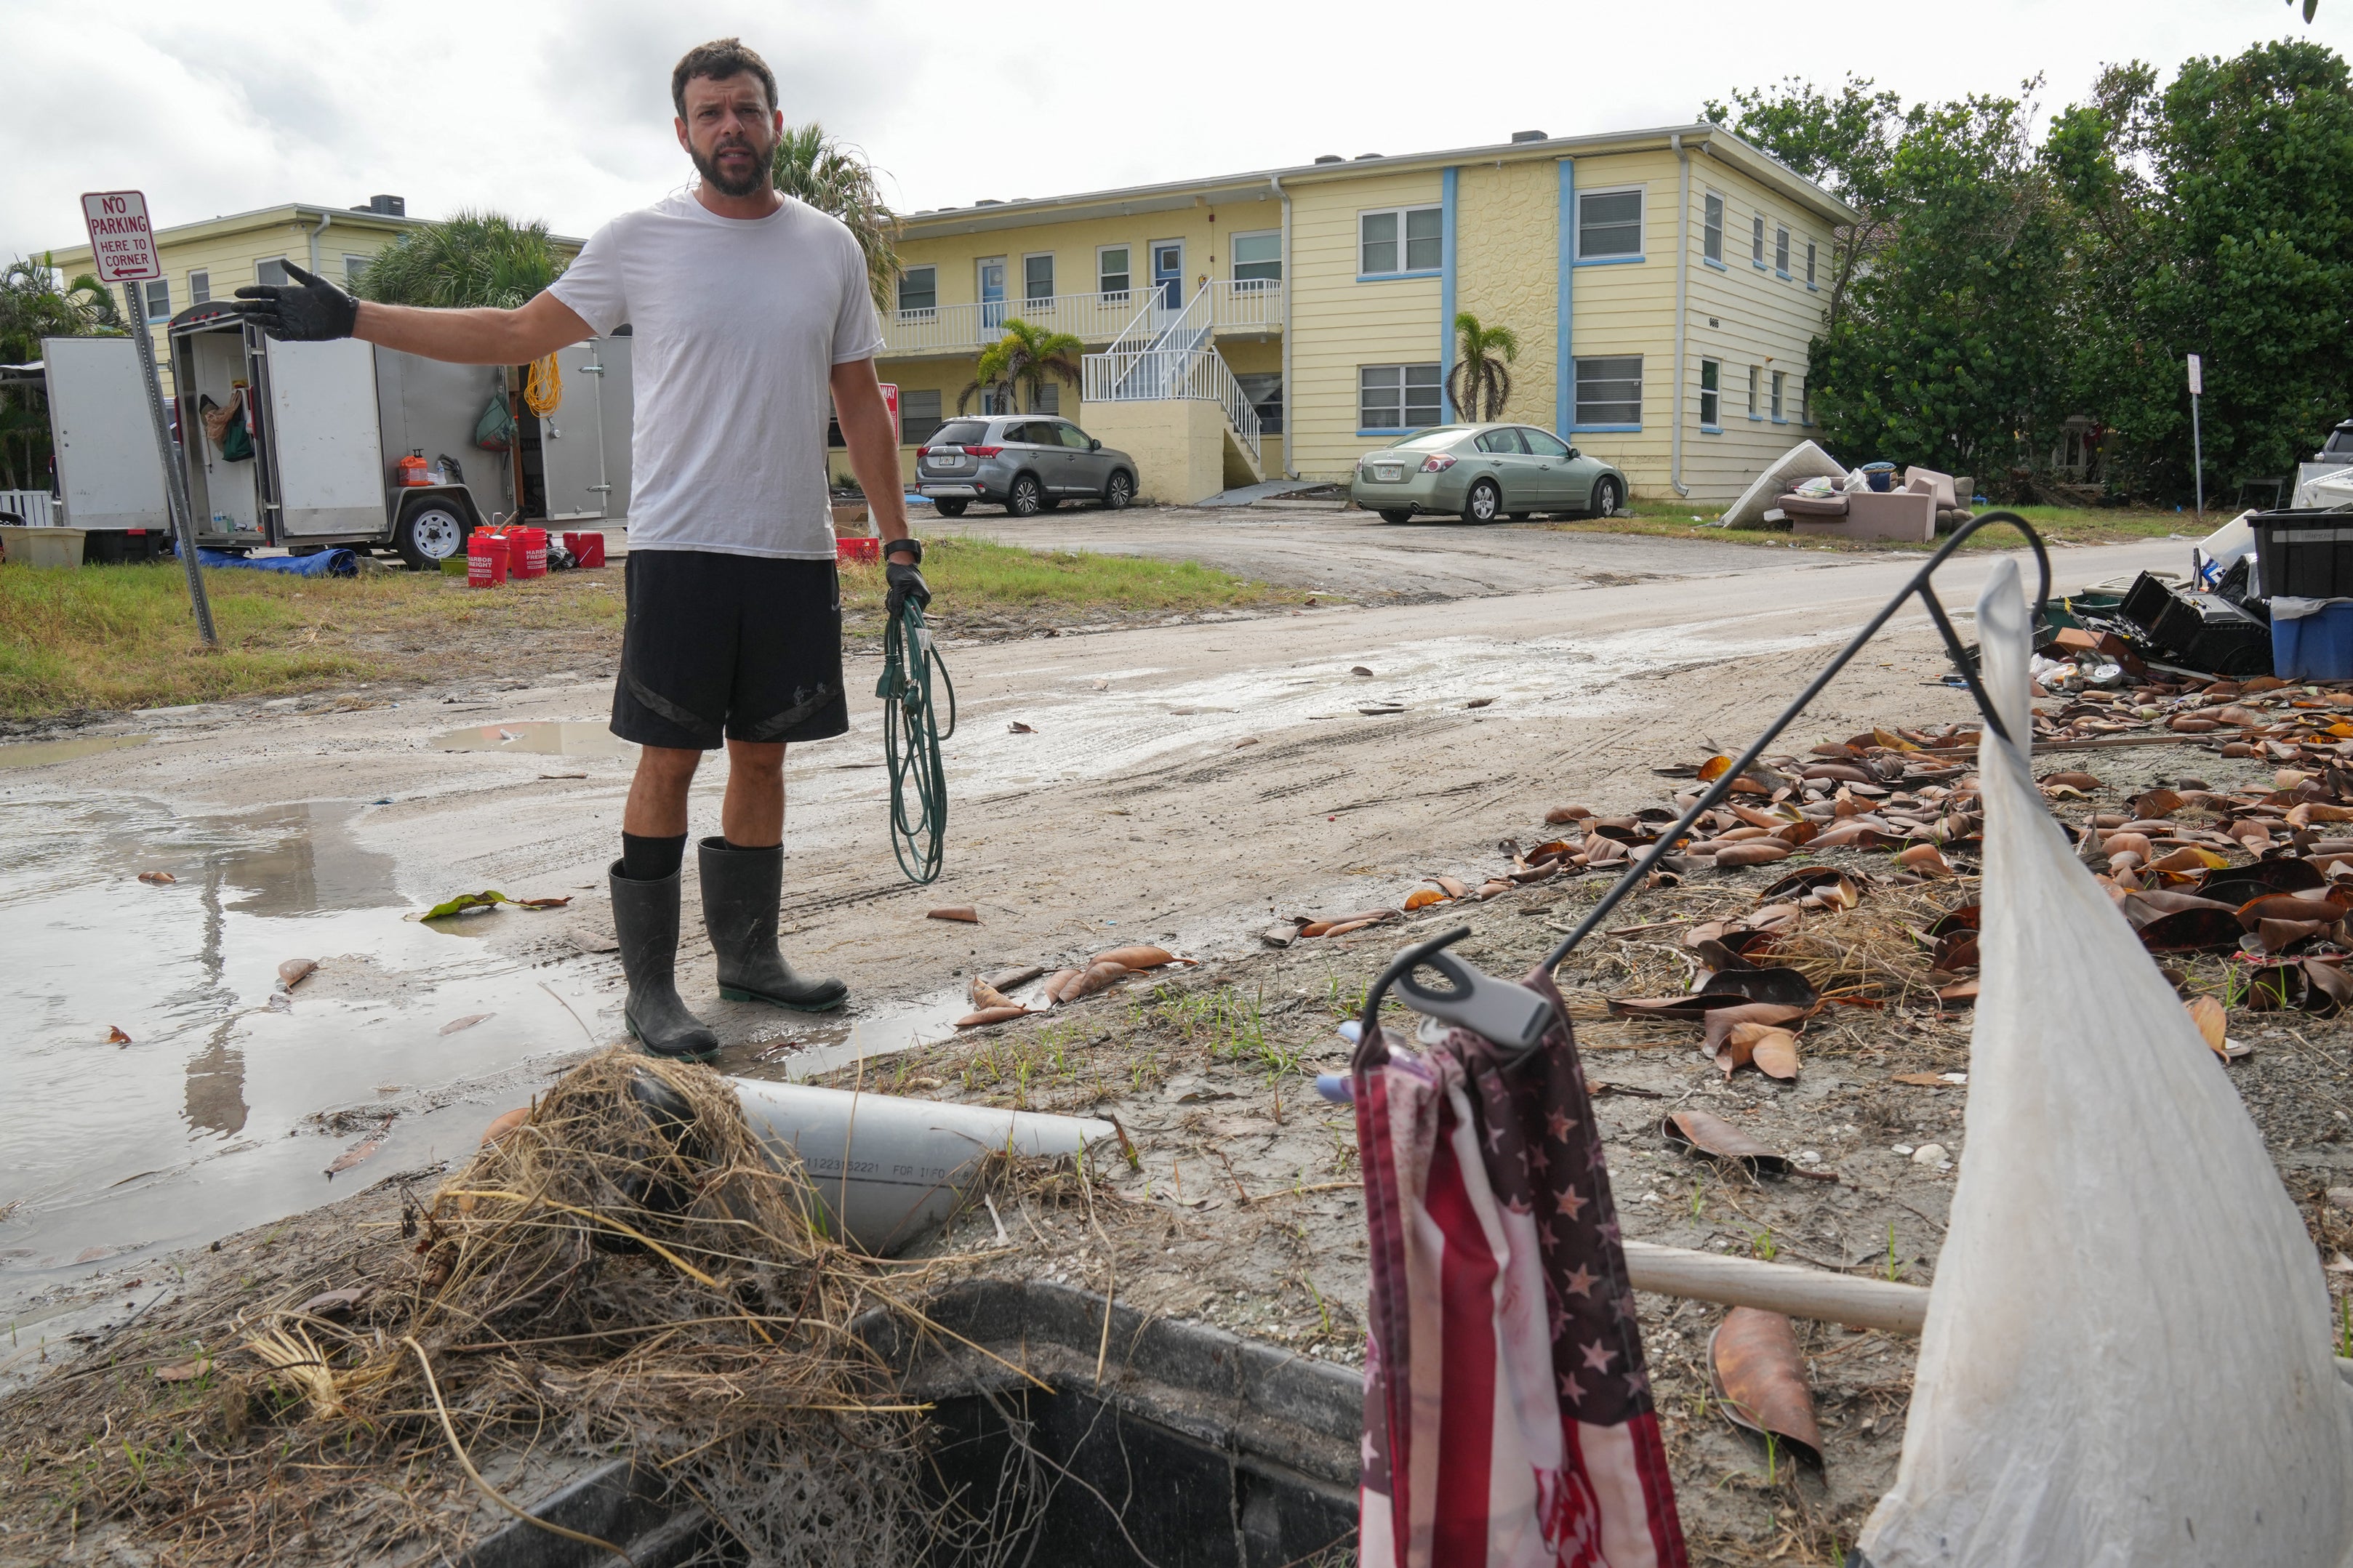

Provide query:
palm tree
left=354, top=212, right=564, bottom=310
left=957, top=318, right=1083, bottom=414
left=771, top=123, right=901, bottom=310
left=0, top=256, right=123, bottom=489
left=1446, top=312, right=1519, bottom=422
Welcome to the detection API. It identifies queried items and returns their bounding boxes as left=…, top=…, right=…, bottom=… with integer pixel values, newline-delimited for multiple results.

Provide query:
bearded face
left=678, top=73, right=778, bottom=200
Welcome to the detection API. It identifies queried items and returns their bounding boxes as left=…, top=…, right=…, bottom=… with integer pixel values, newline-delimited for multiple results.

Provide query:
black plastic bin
left=2115, top=571, right=2273, bottom=677
left=2251, top=509, right=2353, bottom=598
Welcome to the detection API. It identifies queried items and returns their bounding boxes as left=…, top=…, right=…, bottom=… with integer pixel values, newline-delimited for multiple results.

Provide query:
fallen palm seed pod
left=1719, top=1022, right=1801, bottom=1080
left=1040, top=968, right=1081, bottom=1002
left=1715, top=842, right=1792, bottom=867
left=137, top=870, right=175, bottom=885
left=1059, top=961, right=1130, bottom=1001
left=1711, top=1308, right=1824, bottom=1468
left=969, top=978, right=1018, bottom=1010
left=1403, top=888, right=1447, bottom=910
left=955, top=1007, right=1031, bottom=1029
left=926, top=906, right=979, bottom=924
left=1662, top=1109, right=1792, bottom=1174
left=1092, top=945, right=1186, bottom=970
left=278, top=957, right=317, bottom=990
left=1544, top=804, right=1595, bottom=823
left=1435, top=875, right=1470, bottom=898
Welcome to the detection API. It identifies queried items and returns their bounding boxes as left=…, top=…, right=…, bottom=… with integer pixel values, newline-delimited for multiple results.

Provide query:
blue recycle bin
left=2271, top=601, right=2353, bottom=680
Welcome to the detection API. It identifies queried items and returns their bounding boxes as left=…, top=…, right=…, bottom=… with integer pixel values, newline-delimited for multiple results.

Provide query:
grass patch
left=837, top=534, right=1296, bottom=634
left=1, top=536, right=1294, bottom=723
left=1542, top=496, right=2205, bottom=552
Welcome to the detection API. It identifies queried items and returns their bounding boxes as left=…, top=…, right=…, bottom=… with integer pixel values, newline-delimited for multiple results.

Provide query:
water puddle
left=0, top=734, right=151, bottom=769
left=433, top=721, right=635, bottom=757
left=0, top=794, right=603, bottom=1313
left=718, top=986, right=975, bottom=1083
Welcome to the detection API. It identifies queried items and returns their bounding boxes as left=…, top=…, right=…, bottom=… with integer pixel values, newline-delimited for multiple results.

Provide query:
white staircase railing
left=1081, top=283, right=1263, bottom=467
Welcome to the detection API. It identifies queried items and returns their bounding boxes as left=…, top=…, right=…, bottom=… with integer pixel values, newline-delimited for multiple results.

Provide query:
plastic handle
left=1392, top=949, right=1556, bottom=1053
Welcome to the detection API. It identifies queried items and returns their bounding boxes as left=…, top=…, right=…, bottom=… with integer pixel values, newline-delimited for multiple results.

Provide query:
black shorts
left=611, top=550, right=849, bottom=749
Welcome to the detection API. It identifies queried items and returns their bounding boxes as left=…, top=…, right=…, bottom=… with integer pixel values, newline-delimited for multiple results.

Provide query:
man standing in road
left=233, top=38, right=923, bottom=1059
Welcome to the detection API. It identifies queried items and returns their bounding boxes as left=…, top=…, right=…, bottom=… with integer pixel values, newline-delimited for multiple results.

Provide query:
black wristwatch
left=884, top=537, right=923, bottom=565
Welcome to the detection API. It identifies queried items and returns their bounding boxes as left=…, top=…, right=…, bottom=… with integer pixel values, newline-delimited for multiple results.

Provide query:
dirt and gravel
left=9, top=518, right=2243, bottom=1564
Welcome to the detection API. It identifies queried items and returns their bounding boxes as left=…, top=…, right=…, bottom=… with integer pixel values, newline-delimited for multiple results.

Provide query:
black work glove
left=885, top=559, right=931, bottom=619
left=231, top=261, right=358, bottom=341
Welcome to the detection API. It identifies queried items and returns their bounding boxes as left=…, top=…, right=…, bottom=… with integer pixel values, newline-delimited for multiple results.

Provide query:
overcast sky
left=3, top=0, right=2343, bottom=262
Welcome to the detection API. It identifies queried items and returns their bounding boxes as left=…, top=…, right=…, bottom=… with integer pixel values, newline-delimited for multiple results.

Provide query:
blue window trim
left=1555, top=158, right=1574, bottom=440
left=1357, top=269, right=1443, bottom=283
left=1747, top=411, right=1765, bottom=422
left=1752, top=259, right=1768, bottom=270
left=1701, top=256, right=1728, bottom=273
left=1771, top=416, right=1789, bottom=425
left=1356, top=427, right=1414, bottom=437
left=1574, top=254, right=1644, bottom=267
left=1807, top=282, right=1820, bottom=292
left=1440, top=165, right=1459, bottom=418
left=1775, top=269, right=1792, bottom=281
left=1700, top=423, right=1724, bottom=435
left=1571, top=422, right=1642, bottom=433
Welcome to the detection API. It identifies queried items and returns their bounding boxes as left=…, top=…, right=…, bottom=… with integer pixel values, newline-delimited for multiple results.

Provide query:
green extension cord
left=876, top=595, right=956, bottom=883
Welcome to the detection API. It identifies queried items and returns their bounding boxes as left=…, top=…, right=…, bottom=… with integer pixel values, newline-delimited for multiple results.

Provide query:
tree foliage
left=958, top=318, right=1083, bottom=414
left=1446, top=312, right=1518, bottom=422
left=771, top=124, right=901, bottom=310
left=1709, top=40, right=2353, bottom=502
left=353, top=212, right=565, bottom=310
left=0, top=256, right=123, bottom=491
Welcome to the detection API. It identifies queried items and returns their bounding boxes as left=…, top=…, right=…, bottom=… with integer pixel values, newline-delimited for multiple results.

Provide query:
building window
left=1771, top=370, right=1787, bottom=422
left=257, top=257, right=289, bottom=286
left=1805, top=241, right=1817, bottom=287
left=342, top=254, right=371, bottom=288
left=1098, top=246, right=1130, bottom=298
left=1799, top=377, right=1811, bottom=424
left=1231, top=230, right=1280, bottom=286
left=1359, top=363, right=1442, bottom=429
left=1576, top=188, right=1643, bottom=260
left=1573, top=355, right=1643, bottom=427
left=1032, top=382, right=1059, bottom=414
left=897, top=265, right=937, bottom=315
left=902, top=388, right=943, bottom=445
left=1750, top=216, right=1766, bottom=268
left=187, top=269, right=211, bottom=305
left=1360, top=206, right=1443, bottom=276
left=1702, top=193, right=1724, bottom=265
left=1024, top=253, right=1054, bottom=302
left=1774, top=227, right=1791, bottom=278
left=1699, top=358, right=1721, bottom=428
left=1235, top=371, right=1284, bottom=433
left=1747, top=366, right=1761, bottom=418
left=143, top=279, right=170, bottom=323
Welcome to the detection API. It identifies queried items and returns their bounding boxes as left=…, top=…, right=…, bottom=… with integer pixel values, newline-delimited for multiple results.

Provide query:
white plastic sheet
left=1857, top=558, right=2353, bottom=1567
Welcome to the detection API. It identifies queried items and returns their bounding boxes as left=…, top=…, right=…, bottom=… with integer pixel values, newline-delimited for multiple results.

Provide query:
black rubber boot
left=698, top=837, right=849, bottom=1012
left=607, top=860, right=721, bottom=1060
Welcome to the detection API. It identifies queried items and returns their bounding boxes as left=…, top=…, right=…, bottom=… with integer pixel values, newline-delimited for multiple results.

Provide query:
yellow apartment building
left=879, top=124, right=1853, bottom=505
left=41, top=197, right=585, bottom=394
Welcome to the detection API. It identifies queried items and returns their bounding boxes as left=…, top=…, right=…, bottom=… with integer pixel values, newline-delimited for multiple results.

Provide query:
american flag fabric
left=1354, top=968, right=1686, bottom=1568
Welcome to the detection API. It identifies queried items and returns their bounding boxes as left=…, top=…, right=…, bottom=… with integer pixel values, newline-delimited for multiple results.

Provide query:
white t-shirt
left=550, top=191, right=885, bottom=559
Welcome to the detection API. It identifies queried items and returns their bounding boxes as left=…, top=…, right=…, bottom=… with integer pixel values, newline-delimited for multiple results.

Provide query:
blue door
left=979, top=259, right=1006, bottom=331
left=1153, top=243, right=1183, bottom=310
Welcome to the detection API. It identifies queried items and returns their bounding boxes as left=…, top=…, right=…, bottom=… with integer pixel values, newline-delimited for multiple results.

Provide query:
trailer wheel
left=395, top=500, right=470, bottom=570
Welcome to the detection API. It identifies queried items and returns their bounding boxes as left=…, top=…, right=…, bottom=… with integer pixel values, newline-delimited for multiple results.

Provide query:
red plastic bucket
left=467, top=531, right=509, bottom=587
left=563, top=531, right=606, bottom=568
left=510, top=526, right=548, bottom=579
left=836, top=536, right=880, bottom=564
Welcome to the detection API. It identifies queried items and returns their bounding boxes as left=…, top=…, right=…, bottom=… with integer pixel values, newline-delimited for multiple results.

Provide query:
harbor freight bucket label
left=81, top=190, right=159, bottom=283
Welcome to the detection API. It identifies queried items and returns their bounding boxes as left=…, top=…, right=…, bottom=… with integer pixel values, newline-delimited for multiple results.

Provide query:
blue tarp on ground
left=195, top=547, right=356, bottom=578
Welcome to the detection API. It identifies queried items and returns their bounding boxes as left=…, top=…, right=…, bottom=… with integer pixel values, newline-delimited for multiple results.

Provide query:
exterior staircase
left=1082, top=285, right=1264, bottom=489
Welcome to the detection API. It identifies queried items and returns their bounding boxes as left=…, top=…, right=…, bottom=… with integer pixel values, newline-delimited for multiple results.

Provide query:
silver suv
left=915, top=415, right=1138, bottom=517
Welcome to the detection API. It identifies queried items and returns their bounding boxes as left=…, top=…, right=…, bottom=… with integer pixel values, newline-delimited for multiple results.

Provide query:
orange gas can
left=397, top=449, right=430, bottom=487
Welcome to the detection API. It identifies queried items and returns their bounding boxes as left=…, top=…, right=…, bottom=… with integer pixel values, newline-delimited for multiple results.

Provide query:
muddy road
left=0, top=515, right=2184, bottom=1315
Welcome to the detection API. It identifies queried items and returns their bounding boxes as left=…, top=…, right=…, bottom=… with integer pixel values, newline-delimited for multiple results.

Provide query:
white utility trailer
left=39, top=307, right=631, bottom=569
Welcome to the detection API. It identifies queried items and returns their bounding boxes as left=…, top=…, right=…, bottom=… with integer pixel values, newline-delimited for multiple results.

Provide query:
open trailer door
left=533, top=338, right=625, bottom=521
left=261, top=337, right=386, bottom=539
left=43, top=335, right=168, bottom=532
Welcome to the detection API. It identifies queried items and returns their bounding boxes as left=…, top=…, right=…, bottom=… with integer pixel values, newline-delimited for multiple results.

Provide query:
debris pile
left=0, top=1050, right=930, bottom=1566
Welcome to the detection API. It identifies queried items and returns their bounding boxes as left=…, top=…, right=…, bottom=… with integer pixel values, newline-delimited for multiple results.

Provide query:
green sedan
left=1348, top=423, right=1627, bottom=524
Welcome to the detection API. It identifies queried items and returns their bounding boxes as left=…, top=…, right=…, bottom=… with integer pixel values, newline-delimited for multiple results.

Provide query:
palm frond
left=355, top=212, right=564, bottom=310
left=772, top=122, right=902, bottom=310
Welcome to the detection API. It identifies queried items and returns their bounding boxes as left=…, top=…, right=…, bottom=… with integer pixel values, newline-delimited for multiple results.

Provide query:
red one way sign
left=81, top=190, right=160, bottom=283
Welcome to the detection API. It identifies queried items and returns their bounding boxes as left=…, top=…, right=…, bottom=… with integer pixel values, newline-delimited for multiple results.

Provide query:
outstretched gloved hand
left=231, top=262, right=358, bottom=342
left=885, top=560, right=931, bottom=619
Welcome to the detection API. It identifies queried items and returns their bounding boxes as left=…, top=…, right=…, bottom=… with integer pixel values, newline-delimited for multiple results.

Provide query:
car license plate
left=1374, top=464, right=1403, bottom=482
left=936, top=456, right=966, bottom=468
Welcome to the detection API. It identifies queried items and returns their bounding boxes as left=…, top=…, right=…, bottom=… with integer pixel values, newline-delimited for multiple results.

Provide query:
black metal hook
left=1354, top=512, right=2051, bottom=1064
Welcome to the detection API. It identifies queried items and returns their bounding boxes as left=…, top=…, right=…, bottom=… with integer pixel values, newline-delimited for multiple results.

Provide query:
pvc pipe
left=729, top=1078, right=1113, bottom=1257
left=1624, top=1239, right=1927, bottom=1334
